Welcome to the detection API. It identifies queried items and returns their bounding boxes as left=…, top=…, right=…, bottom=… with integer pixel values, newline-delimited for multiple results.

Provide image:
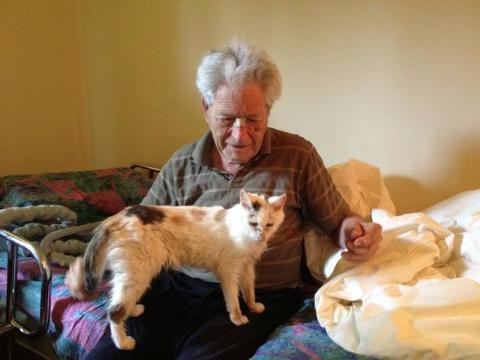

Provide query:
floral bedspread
left=0, top=167, right=153, bottom=225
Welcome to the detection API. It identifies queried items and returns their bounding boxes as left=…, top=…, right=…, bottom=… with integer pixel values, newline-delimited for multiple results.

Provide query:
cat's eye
left=266, top=223, right=274, bottom=227
left=249, top=222, right=258, bottom=227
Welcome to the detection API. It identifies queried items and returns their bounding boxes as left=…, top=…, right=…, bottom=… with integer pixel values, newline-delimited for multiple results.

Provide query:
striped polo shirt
left=142, top=127, right=350, bottom=289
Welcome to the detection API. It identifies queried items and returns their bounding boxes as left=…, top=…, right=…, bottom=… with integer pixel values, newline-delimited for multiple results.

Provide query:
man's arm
left=141, top=160, right=178, bottom=206
left=302, top=145, right=382, bottom=262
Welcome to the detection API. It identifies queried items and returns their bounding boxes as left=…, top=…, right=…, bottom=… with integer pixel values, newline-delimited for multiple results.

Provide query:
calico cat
left=65, top=189, right=286, bottom=350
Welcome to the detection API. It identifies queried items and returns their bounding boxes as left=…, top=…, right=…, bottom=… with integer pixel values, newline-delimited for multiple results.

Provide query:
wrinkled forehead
left=213, top=84, right=268, bottom=113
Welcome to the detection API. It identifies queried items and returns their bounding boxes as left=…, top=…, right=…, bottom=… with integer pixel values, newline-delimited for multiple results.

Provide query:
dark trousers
left=84, top=271, right=303, bottom=360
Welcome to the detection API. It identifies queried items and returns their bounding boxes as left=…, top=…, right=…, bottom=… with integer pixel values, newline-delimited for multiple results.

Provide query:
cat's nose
left=259, top=232, right=266, bottom=241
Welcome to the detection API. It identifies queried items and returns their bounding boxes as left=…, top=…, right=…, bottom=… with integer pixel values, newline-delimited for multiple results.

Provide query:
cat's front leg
left=240, top=262, right=265, bottom=314
left=218, top=270, right=249, bottom=326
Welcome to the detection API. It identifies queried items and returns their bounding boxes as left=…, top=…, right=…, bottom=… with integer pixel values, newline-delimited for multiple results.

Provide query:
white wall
left=3, top=1, right=479, bottom=214
left=80, top=0, right=480, bottom=212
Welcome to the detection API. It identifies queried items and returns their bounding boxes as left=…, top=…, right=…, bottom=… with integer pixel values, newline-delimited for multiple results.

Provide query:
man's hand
left=337, top=215, right=382, bottom=262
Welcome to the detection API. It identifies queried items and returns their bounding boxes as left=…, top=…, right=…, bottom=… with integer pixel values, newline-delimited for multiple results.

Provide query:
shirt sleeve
left=301, top=145, right=351, bottom=236
left=141, top=159, right=178, bottom=206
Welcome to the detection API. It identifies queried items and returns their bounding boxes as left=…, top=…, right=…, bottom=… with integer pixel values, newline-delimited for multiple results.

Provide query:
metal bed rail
left=130, top=163, right=160, bottom=179
left=0, top=229, right=52, bottom=337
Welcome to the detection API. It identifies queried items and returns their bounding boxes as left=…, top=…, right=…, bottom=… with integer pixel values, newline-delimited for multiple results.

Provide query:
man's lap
left=84, top=271, right=303, bottom=360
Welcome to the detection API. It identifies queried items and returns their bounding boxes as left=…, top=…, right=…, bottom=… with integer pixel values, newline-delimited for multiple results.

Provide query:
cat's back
left=161, top=205, right=226, bottom=225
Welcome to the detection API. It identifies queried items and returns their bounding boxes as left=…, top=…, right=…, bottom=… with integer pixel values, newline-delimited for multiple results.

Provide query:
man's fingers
left=349, top=223, right=364, bottom=240
left=342, top=235, right=380, bottom=261
left=353, top=236, right=370, bottom=248
left=341, top=250, right=368, bottom=262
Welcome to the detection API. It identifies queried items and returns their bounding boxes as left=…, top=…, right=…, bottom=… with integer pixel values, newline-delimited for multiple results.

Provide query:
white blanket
left=314, top=190, right=480, bottom=359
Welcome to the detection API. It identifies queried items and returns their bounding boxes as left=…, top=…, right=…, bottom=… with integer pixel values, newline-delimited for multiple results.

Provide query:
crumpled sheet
left=314, top=190, right=480, bottom=359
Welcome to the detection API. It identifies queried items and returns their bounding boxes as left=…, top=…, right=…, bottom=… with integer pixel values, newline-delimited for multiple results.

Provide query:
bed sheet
left=315, top=190, right=480, bottom=359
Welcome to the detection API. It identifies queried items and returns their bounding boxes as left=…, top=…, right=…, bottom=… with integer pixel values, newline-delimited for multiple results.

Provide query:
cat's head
left=239, top=189, right=287, bottom=242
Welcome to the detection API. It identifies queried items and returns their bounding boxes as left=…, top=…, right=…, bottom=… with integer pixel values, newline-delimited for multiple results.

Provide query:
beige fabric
left=314, top=193, right=480, bottom=359
left=305, top=159, right=396, bottom=282
left=328, top=158, right=396, bottom=218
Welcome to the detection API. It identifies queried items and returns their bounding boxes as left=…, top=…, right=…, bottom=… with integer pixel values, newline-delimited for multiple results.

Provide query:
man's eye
left=218, top=118, right=234, bottom=125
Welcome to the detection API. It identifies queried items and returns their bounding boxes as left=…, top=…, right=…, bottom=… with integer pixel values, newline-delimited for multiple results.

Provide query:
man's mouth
left=229, top=144, right=249, bottom=149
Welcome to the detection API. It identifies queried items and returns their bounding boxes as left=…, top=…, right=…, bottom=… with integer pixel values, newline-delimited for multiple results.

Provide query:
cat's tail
left=65, top=256, right=94, bottom=300
left=65, top=221, right=112, bottom=300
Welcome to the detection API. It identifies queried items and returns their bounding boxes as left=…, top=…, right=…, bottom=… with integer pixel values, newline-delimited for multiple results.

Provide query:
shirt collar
left=191, top=128, right=272, bottom=167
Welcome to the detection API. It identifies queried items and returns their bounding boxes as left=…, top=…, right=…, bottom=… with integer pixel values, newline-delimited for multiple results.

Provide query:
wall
left=80, top=0, right=480, bottom=213
left=0, top=0, right=90, bottom=175
left=2, top=1, right=479, bottom=213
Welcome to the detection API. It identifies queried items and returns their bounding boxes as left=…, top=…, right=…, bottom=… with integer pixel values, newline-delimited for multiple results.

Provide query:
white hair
left=196, top=38, right=282, bottom=108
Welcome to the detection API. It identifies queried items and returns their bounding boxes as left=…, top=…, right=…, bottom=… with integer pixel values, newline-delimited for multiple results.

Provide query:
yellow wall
left=0, top=0, right=90, bottom=175
left=2, top=1, right=480, bottom=213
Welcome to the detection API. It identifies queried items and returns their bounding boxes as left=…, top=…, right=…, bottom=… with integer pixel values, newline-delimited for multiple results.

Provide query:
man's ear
left=201, top=98, right=211, bottom=125
left=202, top=98, right=209, bottom=113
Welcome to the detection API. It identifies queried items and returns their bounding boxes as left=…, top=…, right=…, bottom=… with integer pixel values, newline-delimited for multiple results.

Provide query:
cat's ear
left=240, top=189, right=253, bottom=210
left=269, top=193, right=287, bottom=212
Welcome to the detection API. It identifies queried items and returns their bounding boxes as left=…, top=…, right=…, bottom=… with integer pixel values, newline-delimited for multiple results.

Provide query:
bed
left=2, top=160, right=477, bottom=359
left=1, top=161, right=381, bottom=359
left=0, top=165, right=156, bottom=359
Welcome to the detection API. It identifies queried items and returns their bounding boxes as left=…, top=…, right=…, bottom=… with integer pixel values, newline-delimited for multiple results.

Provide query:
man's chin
left=223, top=150, right=251, bottom=163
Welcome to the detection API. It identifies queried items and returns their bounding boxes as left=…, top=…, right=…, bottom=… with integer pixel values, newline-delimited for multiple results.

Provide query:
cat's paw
left=117, top=336, right=136, bottom=350
left=249, top=302, right=265, bottom=314
left=131, top=304, right=145, bottom=317
left=230, top=313, right=249, bottom=326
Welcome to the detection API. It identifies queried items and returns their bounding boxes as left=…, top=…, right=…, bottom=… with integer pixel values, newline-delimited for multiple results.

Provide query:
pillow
left=328, top=159, right=396, bottom=218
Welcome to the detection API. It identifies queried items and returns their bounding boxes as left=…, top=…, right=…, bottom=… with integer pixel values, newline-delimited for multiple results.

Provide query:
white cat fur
left=65, top=190, right=286, bottom=350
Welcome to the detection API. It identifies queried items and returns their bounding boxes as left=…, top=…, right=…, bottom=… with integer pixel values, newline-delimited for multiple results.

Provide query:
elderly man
left=86, top=39, right=381, bottom=360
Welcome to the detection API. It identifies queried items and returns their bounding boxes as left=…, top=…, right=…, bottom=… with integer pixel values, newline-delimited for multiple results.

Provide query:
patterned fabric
left=0, top=167, right=153, bottom=358
left=0, top=167, right=153, bottom=225
left=0, top=262, right=109, bottom=359
left=143, top=128, right=350, bottom=289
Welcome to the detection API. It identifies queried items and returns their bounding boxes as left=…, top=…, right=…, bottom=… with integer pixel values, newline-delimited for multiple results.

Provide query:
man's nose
left=233, top=117, right=246, bottom=128
left=230, top=118, right=249, bottom=140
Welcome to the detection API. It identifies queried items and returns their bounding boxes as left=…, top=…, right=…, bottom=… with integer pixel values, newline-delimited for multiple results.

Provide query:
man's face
left=204, top=83, right=269, bottom=166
